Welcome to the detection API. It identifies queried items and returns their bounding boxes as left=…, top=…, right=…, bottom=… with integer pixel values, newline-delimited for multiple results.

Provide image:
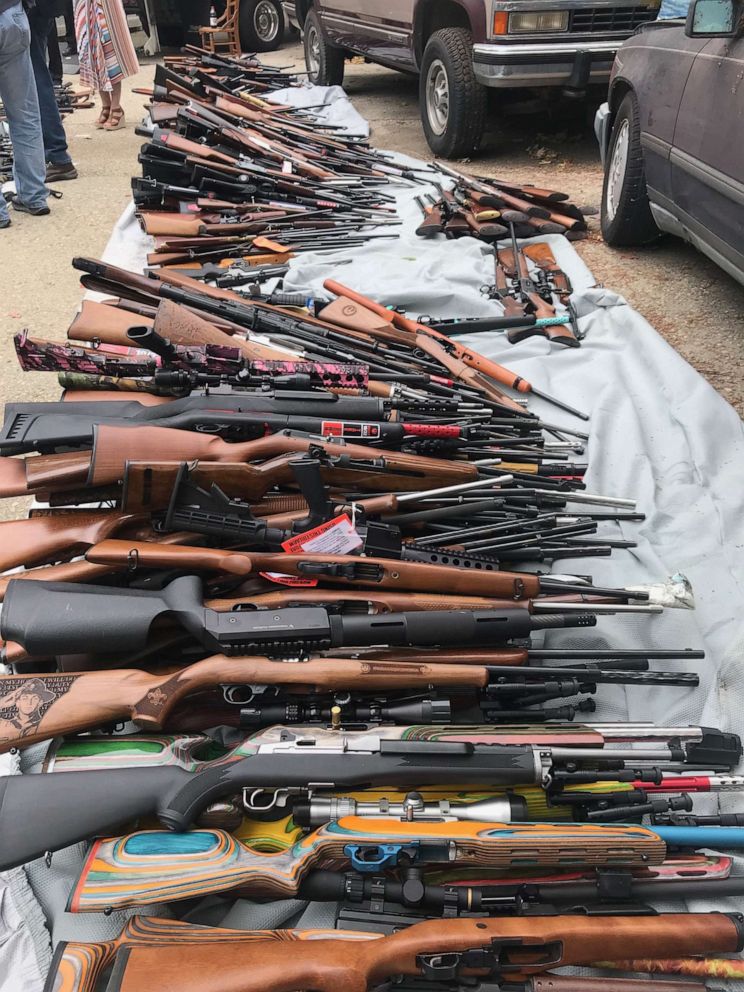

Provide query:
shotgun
left=0, top=575, right=602, bottom=656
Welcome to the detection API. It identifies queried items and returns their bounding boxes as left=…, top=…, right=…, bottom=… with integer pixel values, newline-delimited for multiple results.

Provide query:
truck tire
left=420, top=27, right=486, bottom=158
left=303, top=8, right=345, bottom=86
left=601, top=91, right=659, bottom=246
left=239, top=0, right=284, bottom=52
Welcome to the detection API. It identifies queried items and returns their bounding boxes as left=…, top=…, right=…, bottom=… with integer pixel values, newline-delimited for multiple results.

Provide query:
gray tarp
left=1, top=83, right=743, bottom=990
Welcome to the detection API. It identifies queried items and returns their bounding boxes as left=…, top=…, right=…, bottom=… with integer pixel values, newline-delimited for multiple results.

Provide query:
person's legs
left=102, top=79, right=124, bottom=129
left=0, top=4, right=48, bottom=217
left=96, top=86, right=112, bottom=126
left=63, top=0, right=76, bottom=53
left=27, top=9, right=74, bottom=168
left=46, top=19, right=62, bottom=84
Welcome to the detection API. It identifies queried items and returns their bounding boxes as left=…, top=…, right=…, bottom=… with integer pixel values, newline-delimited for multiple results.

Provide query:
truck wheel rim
left=426, top=59, right=449, bottom=136
left=254, top=1, right=279, bottom=42
left=307, top=24, right=321, bottom=76
left=606, top=118, right=630, bottom=222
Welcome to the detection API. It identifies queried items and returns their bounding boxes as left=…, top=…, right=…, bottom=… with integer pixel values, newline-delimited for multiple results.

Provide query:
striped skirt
left=75, top=0, right=140, bottom=92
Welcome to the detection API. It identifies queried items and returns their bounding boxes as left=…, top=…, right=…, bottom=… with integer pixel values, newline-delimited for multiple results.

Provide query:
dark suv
left=284, top=0, right=661, bottom=156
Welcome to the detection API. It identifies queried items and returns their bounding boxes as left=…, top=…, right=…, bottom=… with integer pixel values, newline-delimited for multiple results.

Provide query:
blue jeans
left=0, top=3, right=47, bottom=222
left=28, top=10, right=72, bottom=166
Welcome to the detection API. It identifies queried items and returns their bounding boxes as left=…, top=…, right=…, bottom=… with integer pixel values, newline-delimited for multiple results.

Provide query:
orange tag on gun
left=260, top=514, right=363, bottom=586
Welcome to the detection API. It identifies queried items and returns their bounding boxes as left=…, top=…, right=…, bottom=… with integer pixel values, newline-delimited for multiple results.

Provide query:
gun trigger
left=242, top=787, right=305, bottom=813
left=343, top=843, right=416, bottom=872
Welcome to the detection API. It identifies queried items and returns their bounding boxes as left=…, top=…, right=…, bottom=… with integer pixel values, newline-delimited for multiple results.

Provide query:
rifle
left=13, top=332, right=368, bottom=401
left=0, top=726, right=685, bottom=867
left=42, top=726, right=738, bottom=826
left=0, top=395, right=435, bottom=456
left=0, top=575, right=610, bottom=657
left=64, top=821, right=670, bottom=910
left=44, top=919, right=737, bottom=992
left=496, top=244, right=579, bottom=349
left=320, top=279, right=587, bottom=420
left=522, top=242, right=573, bottom=302
left=0, top=424, right=478, bottom=498
left=80, top=539, right=656, bottom=602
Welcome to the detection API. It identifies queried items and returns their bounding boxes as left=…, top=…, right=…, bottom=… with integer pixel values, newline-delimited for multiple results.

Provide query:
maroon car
left=596, top=0, right=744, bottom=285
left=285, top=0, right=661, bottom=156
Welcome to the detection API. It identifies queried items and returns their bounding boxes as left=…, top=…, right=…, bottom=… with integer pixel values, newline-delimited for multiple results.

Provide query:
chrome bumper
left=595, top=101, right=612, bottom=167
left=472, top=39, right=620, bottom=87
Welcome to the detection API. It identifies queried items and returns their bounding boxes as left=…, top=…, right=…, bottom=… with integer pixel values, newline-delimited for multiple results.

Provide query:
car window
left=658, top=0, right=689, bottom=17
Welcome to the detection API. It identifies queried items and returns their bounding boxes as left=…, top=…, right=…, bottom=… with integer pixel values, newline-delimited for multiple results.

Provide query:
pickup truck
left=282, top=0, right=661, bottom=156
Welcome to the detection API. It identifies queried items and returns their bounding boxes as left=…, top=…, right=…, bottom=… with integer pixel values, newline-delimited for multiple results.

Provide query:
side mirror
left=685, top=0, right=737, bottom=35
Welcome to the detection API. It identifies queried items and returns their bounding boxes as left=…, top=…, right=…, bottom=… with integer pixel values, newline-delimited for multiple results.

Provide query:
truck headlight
left=507, top=10, right=570, bottom=32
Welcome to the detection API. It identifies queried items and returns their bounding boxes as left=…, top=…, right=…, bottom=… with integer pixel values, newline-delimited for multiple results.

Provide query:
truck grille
left=569, top=5, right=658, bottom=32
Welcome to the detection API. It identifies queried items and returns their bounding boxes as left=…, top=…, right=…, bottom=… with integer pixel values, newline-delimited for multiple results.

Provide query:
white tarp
left=2, top=82, right=744, bottom=990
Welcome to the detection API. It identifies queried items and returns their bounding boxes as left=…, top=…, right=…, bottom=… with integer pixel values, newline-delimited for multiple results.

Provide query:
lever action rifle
left=0, top=725, right=716, bottom=867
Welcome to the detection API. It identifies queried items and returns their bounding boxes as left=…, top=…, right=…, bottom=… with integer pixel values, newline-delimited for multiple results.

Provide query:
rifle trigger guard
left=343, top=842, right=416, bottom=872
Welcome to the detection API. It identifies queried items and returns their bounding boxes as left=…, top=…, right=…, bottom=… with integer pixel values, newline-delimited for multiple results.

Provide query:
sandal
left=102, top=107, right=125, bottom=131
left=95, top=107, right=110, bottom=128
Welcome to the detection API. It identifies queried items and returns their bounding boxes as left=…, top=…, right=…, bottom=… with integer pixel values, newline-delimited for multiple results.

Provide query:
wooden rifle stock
left=46, top=919, right=356, bottom=992
left=323, top=279, right=541, bottom=401
left=2, top=425, right=475, bottom=498
left=86, top=538, right=543, bottom=597
left=152, top=299, right=291, bottom=360
left=138, top=211, right=290, bottom=238
left=0, top=510, right=156, bottom=572
left=0, top=656, right=505, bottom=751
left=78, top=915, right=744, bottom=991
left=0, top=530, right=199, bottom=606
left=237, top=589, right=519, bottom=614
left=497, top=249, right=577, bottom=348
left=68, top=301, right=155, bottom=344
left=61, top=390, right=173, bottom=405
left=523, top=243, right=573, bottom=299
left=75, top=824, right=667, bottom=911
